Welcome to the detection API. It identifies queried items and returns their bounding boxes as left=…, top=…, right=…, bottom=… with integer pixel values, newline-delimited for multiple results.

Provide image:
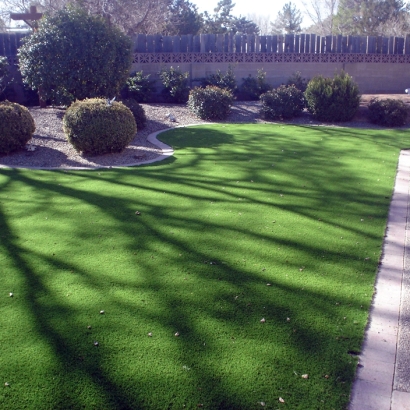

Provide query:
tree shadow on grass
left=0, top=123, right=402, bottom=409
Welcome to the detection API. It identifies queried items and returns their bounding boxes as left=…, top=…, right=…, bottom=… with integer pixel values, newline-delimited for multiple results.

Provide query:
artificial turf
left=0, top=123, right=407, bottom=409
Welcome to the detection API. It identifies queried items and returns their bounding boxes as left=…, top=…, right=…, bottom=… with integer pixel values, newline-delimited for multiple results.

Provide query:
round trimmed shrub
left=368, top=98, right=408, bottom=127
left=188, top=86, right=234, bottom=120
left=121, top=98, right=147, bottom=130
left=304, top=71, right=360, bottom=122
left=63, top=98, right=136, bottom=155
left=0, top=101, right=35, bottom=154
left=18, top=8, right=132, bottom=106
left=260, top=85, right=305, bottom=120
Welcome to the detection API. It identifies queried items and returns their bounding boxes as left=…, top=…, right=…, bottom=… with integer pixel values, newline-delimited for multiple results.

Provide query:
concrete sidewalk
left=349, top=150, right=410, bottom=410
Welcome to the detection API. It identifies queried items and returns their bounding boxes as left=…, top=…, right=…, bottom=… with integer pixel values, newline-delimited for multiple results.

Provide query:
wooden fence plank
left=216, top=34, right=224, bottom=52
left=136, top=34, right=146, bottom=52
left=260, top=35, right=267, bottom=52
left=266, top=35, right=272, bottom=52
left=305, top=34, right=312, bottom=53
left=336, top=35, right=342, bottom=53
left=396, top=37, right=404, bottom=54
left=153, top=35, right=162, bottom=52
left=180, top=35, right=188, bottom=52
left=193, top=35, right=200, bottom=52
left=278, top=35, right=284, bottom=53
left=271, top=35, right=277, bottom=53
left=382, top=37, right=389, bottom=54
left=367, top=36, right=376, bottom=53
left=241, top=35, right=246, bottom=52
left=248, top=34, right=255, bottom=52
left=300, top=34, right=305, bottom=53
left=405, top=34, right=410, bottom=54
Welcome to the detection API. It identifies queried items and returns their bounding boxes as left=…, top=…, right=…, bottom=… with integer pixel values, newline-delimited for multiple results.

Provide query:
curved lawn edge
left=0, top=126, right=187, bottom=171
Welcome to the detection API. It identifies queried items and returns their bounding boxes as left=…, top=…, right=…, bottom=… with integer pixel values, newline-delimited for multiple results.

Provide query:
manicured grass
left=0, top=123, right=407, bottom=409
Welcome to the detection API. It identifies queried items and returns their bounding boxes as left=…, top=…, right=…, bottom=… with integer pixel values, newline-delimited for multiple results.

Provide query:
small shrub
left=0, top=101, right=35, bottom=154
left=286, top=71, right=309, bottom=92
left=159, top=66, right=190, bottom=103
left=304, top=71, right=360, bottom=122
left=188, top=86, right=234, bottom=120
left=200, top=65, right=237, bottom=94
left=260, top=85, right=305, bottom=120
left=368, top=98, right=408, bottom=127
left=123, top=71, right=156, bottom=103
left=239, top=69, right=271, bottom=101
left=121, top=98, right=147, bottom=130
left=63, top=98, right=136, bottom=155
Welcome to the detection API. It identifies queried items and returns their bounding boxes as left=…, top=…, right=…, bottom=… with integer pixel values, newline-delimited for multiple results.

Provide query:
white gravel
left=0, top=100, right=394, bottom=170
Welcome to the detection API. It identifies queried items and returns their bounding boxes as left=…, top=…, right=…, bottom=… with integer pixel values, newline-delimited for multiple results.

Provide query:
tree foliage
left=164, top=0, right=203, bottom=35
left=202, top=0, right=259, bottom=34
left=18, top=8, right=132, bottom=105
left=271, top=2, right=303, bottom=34
left=335, top=0, right=410, bottom=35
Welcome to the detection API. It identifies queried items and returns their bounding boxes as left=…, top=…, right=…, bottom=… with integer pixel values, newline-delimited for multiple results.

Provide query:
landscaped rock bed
left=1, top=95, right=410, bottom=169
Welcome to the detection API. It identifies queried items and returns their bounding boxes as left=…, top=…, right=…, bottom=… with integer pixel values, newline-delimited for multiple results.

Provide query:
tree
left=0, top=0, right=170, bottom=35
left=18, top=7, right=132, bottom=105
left=246, top=13, right=272, bottom=35
left=163, top=0, right=203, bottom=35
left=202, top=0, right=259, bottom=34
left=270, top=2, right=303, bottom=34
left=230, top=16, right=260, bottom=34
left=302, top=0, right=338, bottom=35
left=335, top=0, right=410, bottom=35
left=202, top=0, right=236, bottom=33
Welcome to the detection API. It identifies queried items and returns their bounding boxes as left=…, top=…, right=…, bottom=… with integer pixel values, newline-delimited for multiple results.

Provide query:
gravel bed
left=0, top=99, right=406, bottom=170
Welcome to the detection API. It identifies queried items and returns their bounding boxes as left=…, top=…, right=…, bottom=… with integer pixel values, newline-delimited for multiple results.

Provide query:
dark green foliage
left=239, top=69, right=271, bottom=101
left=286, top=71, right=309, bottom=93
left=164, top=0, right=203, bottom=35
left=200, top=65, right=237, bottom=94
left=123, top=71, right=156, bottom=103
left=0, top=56, right=12, bottom=96
left=18, top=8, right=132, bottom=106
left=63, top=98, right=136, bottom=155
left=121, top=98, right=147, bottom=130
left=188, top=86, right=234, bottom=120
left=368, top=98, right=408, bottom=126
left=159, top=66, right=190, bottom=103
left=0, top=101, right=35, bottom=154
left=304, top=71, right=360, bottom=122
left=260, top=85, right=305, bottom=120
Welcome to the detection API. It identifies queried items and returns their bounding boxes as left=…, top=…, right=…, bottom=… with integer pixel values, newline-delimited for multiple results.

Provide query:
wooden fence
left=2, top=32, right=410, bottom=57
left=133, top=33, right=410, bottom=55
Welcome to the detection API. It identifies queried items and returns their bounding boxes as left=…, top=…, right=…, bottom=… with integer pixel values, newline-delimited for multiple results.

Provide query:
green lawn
left=0, top=123, right=407, bottom=409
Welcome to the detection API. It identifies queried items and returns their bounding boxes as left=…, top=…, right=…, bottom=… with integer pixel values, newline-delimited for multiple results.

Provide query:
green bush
left=188, top=86, right=234, bottom=120
left=0, top=56, right=12, bottom=97
left=123, top=71, right=156, bottom=103
left=304, top=71, right=360, bottom=122
left=0, top=101, right=35, bottom=154
left=239, top=69, right=271, bottom=101
left=260, top=85, right=305, bottom=120
left=18, top=8, right=132, bottom=106
left=63, top=98, right=136, bottom=155
left=120, top=98, right=147, bottom=130
left=200, top=65, right=237, bottom=94
left=159, top=66, right=190, bottom=103
left=367, top=98, right=408, bottom=127
left=286, top=71, right=309, bottom=93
